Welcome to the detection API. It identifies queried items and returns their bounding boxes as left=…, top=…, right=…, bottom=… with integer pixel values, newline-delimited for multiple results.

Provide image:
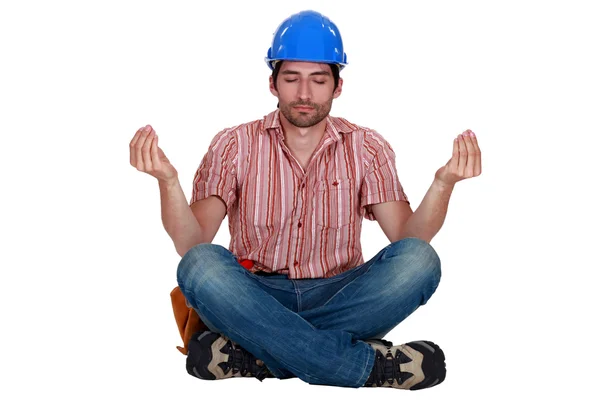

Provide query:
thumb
left=157, top=146, right=170, bottom=161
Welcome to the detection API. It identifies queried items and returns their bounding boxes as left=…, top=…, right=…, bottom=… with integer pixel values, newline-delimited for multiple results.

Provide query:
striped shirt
left=190, top=109, right=409, bottom=279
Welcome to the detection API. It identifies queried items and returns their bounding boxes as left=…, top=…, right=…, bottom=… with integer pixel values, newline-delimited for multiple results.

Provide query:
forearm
left=402, top=178, right=455, bottom=243
left=158, top=177, right=204, bottom=256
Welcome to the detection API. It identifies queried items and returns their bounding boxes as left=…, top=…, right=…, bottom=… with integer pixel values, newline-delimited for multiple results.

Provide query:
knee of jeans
left=386, top=237, right=442, bottom=286
left=177, top=243, right=227, bottom=291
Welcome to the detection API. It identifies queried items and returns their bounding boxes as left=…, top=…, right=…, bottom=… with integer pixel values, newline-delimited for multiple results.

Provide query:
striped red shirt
left=190, top=110, right=409, bottom=279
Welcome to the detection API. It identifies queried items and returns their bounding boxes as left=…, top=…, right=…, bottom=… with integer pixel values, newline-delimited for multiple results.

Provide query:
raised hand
left=434, top=129, right=482, bottom=186
left=129, top=125, right=178, bottom=182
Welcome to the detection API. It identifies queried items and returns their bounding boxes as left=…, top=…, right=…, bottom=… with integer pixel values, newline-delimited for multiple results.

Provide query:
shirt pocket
left=313, top=178, right=353, bottom=228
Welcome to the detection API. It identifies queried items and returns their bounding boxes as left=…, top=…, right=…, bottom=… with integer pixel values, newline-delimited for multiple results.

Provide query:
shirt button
left=298, top=222, right=302, bottom=228
left=293, top=261, right=299, bottom=266
left=332, top=181, right=339, bottom=186
left=301, top=183, right=305, bottom=188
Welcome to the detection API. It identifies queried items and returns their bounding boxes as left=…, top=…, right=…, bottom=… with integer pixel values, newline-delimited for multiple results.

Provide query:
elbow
left=394, top=227, right=435, bottom=244
left=176, top=245, right=187, bottom=258
left=176, top=241, right=196, bottom=258
left=394, top=235, right=433, bottom=244
left=176, top=237, right=212, bottom=258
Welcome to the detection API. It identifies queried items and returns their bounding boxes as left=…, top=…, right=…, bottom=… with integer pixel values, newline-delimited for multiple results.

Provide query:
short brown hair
left=271, top=62, right=340, bottom=91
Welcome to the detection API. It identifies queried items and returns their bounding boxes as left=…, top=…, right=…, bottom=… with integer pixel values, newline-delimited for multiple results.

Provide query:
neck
left=279, top=112, right=328, bottom=154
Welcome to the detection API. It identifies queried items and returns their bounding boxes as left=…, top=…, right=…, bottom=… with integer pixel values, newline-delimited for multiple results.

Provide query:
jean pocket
left=313, top=178, right=354, bottom=228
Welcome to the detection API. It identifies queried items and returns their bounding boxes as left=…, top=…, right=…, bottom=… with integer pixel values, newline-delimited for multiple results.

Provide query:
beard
left=279, top=97, right=333, bottom=128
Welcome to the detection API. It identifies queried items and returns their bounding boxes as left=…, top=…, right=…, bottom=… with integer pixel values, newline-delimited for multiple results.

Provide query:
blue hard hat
left=265, top=10, right=348, bottom=70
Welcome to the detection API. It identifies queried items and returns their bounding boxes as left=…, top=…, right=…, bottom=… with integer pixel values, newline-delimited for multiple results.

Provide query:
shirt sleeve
left=189, top=129, right=238, bottom=216
left=360, top=131, right=409, bottom=221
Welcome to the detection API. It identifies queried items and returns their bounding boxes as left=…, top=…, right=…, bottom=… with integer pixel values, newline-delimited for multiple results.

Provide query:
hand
left=129, top=125, right=178, bottom=182
left=434, top=129, right=482, bottom=186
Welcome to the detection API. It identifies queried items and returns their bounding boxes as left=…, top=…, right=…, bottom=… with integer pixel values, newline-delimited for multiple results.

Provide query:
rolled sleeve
left=190, top=129, right=238, bottom=215
left=360, top=133, right=409, bottom=221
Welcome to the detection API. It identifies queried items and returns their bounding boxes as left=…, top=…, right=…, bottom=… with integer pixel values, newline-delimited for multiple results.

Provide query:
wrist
left=433, top=177, right=455, bottom=191
left=158, top=175, right=179, bottom=188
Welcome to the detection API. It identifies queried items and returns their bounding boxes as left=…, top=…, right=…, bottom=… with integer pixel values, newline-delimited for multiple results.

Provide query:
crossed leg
left=177, top=237, right=441, bottom=387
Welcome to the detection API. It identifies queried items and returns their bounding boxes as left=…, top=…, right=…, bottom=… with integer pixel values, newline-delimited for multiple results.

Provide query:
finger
left=470, top=131, right=482, bottom=176
left=457, top=133, right=468, bottom=176
left=450, top=135, right=459, bottom=170
left=142, top=128, right=155, bottom=171
left=130, top=126, right=146, bottom=166
left=462, top=131, right=476, bottom=177
left=151, top=132, right=161, bottom=169
left=130, top=126, right=146, bottom=148
left=135, top=126, right=152, bottom=170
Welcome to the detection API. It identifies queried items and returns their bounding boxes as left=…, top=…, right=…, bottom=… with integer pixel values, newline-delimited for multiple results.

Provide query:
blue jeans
left=177, top=237, right=441, bottom=388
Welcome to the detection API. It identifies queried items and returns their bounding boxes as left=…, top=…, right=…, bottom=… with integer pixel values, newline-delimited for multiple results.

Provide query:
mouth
left=293, top=106, right=314, bottom=112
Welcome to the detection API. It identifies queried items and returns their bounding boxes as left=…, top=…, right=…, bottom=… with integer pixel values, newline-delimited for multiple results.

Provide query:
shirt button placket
left=292, top=182, right=306, bottom=272
left=298, top=181, right=306, bottom=229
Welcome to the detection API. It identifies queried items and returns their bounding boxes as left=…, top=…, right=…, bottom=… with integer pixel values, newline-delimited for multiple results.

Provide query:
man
left=129, top=10, right=481, bottom=390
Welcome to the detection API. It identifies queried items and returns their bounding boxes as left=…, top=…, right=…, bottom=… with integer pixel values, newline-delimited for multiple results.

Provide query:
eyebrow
left=280, top=70, right=331, bottom=77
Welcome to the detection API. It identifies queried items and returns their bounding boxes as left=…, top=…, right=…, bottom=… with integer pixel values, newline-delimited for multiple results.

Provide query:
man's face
left=270, top=61, right=343, bottom=128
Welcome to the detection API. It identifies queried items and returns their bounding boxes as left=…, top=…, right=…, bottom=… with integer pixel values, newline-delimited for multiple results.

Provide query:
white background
left=1, top=0, right=598, bottom=398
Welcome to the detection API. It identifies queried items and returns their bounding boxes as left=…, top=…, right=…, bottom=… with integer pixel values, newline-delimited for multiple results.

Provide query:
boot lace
left=365, top=339, right=405, bottom=387
left=220, top=339, right=270, bottom=381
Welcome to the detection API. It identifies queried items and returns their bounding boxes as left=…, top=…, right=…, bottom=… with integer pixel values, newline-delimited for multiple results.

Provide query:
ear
left=269, top=75, right=278, bottom=97
left=332, top=77, right=343, bottom=99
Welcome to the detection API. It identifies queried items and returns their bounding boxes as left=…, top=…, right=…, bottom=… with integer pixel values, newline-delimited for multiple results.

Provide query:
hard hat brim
left=265, top=58, right=347, bottom=71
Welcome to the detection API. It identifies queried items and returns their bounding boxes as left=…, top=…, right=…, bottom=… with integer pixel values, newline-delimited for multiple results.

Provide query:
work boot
left=186, top=331, right=274, bottom=381
left=363, top=338, right=446, bottom=390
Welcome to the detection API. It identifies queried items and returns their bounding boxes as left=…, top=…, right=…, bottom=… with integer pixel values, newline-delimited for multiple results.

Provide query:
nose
left=297, top=79, right=311, bottom=101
